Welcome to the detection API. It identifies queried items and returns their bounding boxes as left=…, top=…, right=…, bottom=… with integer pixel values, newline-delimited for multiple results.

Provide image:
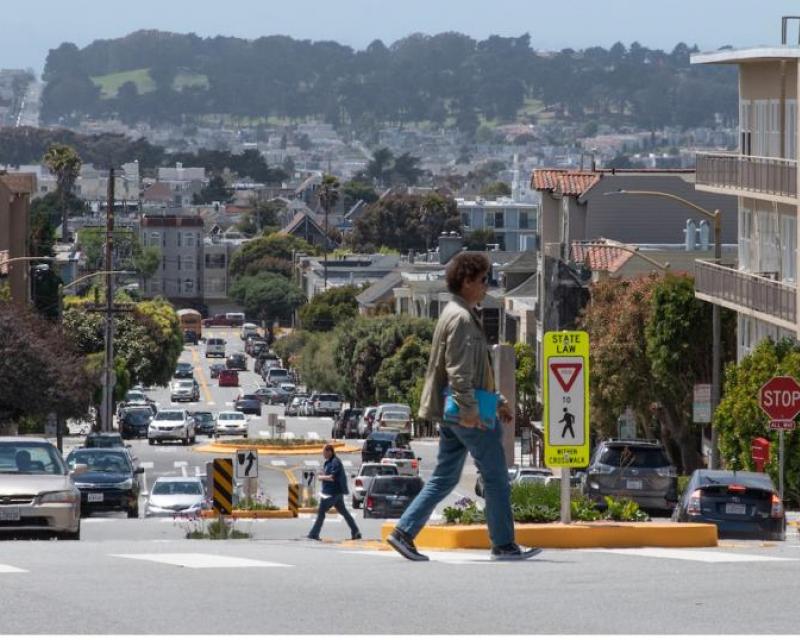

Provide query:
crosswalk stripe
left=111, top=553, right=292, bottom=569
left=0, top=563, right=27, bottom=573
left=347, top=549, right=499, bottom=564
left=581, top=548, right=799, bottom=563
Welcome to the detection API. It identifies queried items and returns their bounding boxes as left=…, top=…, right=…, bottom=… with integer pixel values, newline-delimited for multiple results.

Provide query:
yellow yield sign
left=543, top=331, right=590, bottom=468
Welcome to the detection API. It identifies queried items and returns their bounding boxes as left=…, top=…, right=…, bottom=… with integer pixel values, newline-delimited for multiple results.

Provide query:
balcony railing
left=694, top=259, right=796, bottom=327
left=696, top=152, right=797, bottom=200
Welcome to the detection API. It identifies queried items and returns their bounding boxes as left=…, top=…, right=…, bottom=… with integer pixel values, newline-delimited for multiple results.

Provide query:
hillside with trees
left=40, top=30, right=737, bottom=134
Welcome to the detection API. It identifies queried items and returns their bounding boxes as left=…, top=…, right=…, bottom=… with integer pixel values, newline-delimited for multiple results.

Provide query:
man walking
left=307, top=444, right=362, bottom=541
left=387, top=252, right=541, bottom=562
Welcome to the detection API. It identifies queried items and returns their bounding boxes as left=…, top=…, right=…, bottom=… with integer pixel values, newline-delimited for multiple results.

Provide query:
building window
left=781, top=214, right=796, bottom=284
left=183, top=232, right=195, bottom=247
left=183, top=279, right=195, bottom=294
left=177, top=232, right=182, bottom=248
left=205, top=254, right=226, bottom=269
left=150, top=232, right=161, bottom=247
left=738, top=208, right=753, bottom=272
left=519, top=211, right=531, bottom=229
left=161, top=255, right=166, bottom=270
left=183, top=255, right=195, bottom=272
left=177, top=255, right=182, bottom=271
left=461, top=212, right=470, bottom=228
left=205, top=277, right=226, bottom=294
left=494, top=211, right=504, bottom=228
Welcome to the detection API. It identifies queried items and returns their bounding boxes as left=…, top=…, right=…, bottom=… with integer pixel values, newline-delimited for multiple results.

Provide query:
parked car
left=582, top=439, right=678, bottom=513
left=351, top=463, right=399, bottom=508
left=357, top=407, right=378, bottom=436
left=202, top=313, right=244, bottom=327
left=170, top=379, right=200, bottom=403
left=240, top=322, right=260, bottom=340
left=190, top=411, right=216, bottom=436
left=363, top=475, right=425, bottom=519
left=235, top=394, right=263, bottom=416
left=215, top=412, right=249, bottom=437
left=218, top=369, right=239, bottom=387
left=148, top=409, right=196, bottom=446
left=380, top=448, right=421, bottom=476
left=265, top=367, right=291, bottom=387
left=84, top=432, right=126, bottom=449
left=254, top=353, right=280, bottom=376
left=205, top=337, right=226, bottom=359
left=475, top=466, right=553, bottom=498
left=145, top=477, right=207, bottom=518
left=226, top=353, right=247, bottom=371
left=66, top=448, right=143, bottom=518
left=279, top=382, right=296, bottom=394
left=174, top=362, right=195, bottom=379
left=209, top=363, right=225, bottom=379
left=286, top=395, right=308, bottom=416
left=362, top=431, right=411, bottom=463
left=255, top=386, right=288, bottom=405
left=374, top=404, right=413, bottom=434
left=334, top=408, right=364, bottom=439
left=0, top=437, right=81, bottom=539
left=119, top=407, right=152, bottom=439
left=672, top=469, right=786, bottom=540
left=117, top=389, right=157, bottom=415
left=311, top=393, right=342, bottom=417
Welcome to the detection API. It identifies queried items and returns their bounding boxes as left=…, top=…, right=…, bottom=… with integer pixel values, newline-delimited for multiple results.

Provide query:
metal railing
left=694, top=259, right=796, bottom=324
left=696, top=152, right=797, bottom=199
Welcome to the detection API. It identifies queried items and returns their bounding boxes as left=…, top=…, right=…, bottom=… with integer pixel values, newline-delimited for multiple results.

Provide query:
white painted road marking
left=140, top=462, right=154, bottom=469
left=270, top=460, right=287, bottom=467
left=173, top=461, right=188, bottom=468
left=350, top=550, right=504, bottom=564
left=582, top=548, right=799, bottom=563
left=304, top=460, right=319, bottom=467
left=111, top=553, right=292, bottom=569
left=0, top=563, right=28, bottom=573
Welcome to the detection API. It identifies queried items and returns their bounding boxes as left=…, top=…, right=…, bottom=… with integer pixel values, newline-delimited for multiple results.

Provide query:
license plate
left=626, top=480, right=643, bottom=490
left=87, top=493, right=104, bottom=503
left=0, top=507, right=20, bottom=521
left=725, top=503, right=747, bottom=515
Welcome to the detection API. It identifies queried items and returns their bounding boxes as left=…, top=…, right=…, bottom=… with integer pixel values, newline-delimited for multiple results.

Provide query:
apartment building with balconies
left=455, top=197, right=539, bottom=251
left=692, top=26, right=800, bottom=358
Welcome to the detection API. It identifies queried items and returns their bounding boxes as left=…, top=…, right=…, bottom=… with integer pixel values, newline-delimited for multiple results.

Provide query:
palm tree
left=317, top=174, right=340, bottom=288
left=43, top=144, right=82, bottom=242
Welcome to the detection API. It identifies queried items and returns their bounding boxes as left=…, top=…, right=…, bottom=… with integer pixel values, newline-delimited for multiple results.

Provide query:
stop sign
left=758, top=376, right=800, bottom=421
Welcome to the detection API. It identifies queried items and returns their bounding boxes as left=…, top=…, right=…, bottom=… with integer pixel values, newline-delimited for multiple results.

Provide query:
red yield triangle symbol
left=550, top=362, right=581, bottom=392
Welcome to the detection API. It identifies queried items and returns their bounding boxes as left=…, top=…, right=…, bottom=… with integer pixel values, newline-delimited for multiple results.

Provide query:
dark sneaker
left=490, top=543, right=542, bottom=561
left=387, top=528, right=429, bottom=561
left=306, top=534, right=321, bottom=541
left=352, top=532, right=363, bottom=540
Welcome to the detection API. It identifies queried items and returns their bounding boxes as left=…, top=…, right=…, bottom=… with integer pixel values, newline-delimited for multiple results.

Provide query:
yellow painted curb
left=297, top=507, right=338, bottom=514
left=200, top=509, right=296, bottom=519
left=380, top=521, right=718, bottom=549
left=192, top=442, right=361, bottom=456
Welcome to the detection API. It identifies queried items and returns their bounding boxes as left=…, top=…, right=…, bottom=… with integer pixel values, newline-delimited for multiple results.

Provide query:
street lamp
left=605, top=189, right=723, bottom=469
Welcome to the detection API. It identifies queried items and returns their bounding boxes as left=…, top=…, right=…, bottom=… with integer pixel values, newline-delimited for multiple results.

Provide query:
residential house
left=156, top=163, right=207, bottom=207
left=456, top=197, right=539, bottom=251
left=295, top=254, right=400, bottom=300
left=140, top=213, right=204, bottom=302
left=281, top=211, right=332, bottom=249
left=0, top=172, right=35, bottom=303
left=691, top=41, right=800, bottom=359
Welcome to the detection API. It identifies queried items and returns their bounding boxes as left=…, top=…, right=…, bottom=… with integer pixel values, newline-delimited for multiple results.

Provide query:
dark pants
left=308, top=494, right=360, bottom=538
left=397, top=421, right=515, bottom=547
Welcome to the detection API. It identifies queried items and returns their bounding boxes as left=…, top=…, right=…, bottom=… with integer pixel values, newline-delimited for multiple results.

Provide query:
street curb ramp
left=380, top=521, right=718, bottom=549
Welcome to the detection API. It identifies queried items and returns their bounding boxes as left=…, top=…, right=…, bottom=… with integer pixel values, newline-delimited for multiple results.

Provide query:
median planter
left=200, top=509, right=296, bottom=519
left=380, top=521, right=718, bottom=549
left=193, top=440, right=361, bottom=456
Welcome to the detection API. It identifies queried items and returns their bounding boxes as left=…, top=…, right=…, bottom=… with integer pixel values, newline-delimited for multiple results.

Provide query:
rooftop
left=692, top=46, right=800, bottom=65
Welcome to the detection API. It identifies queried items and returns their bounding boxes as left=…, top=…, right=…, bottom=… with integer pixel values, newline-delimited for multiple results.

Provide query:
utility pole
left=101, top=168, right=115, bottom=433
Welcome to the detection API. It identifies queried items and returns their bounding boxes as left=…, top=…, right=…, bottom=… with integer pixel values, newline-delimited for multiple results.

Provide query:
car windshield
left=67, top=451, right=131, bottom=474
left=176, top=381, right=193, bottom=388
left=319, top=394, right=339, bottom=402
left=152, top=481, right=203, bottom=495
left=156, top=411, right=184, bottom=421
left=372, top=477, right=423, bottom=496
left=269, top=369, right=288, bottom=376
left=219, top=413, right=244, bottom=421
left=126, top=391, right=145, bottom=401
left=383, top=412, right=409, bottom=420
left=599, top=446, right=671, bottom=468
left=360, top=465, right=398, bottom=477
left=241, top=395, right=258, bottom=401
left=87, top=434, right=124, bottom=447
left=0, top=443, right=66, bottom=475
left=695, top=472, right=775, bottom=491
left=177, top=363, right=192, bottom=370
left=193, top=413, right=213, bottom=423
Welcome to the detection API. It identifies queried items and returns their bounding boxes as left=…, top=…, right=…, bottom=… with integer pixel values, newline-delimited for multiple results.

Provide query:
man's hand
left=498, top=404, right=513, bottom=425
left=459, top=413, right=484, bottom=429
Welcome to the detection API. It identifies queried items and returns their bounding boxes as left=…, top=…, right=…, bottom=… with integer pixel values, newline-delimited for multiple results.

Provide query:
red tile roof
left=570, top=241, right=633, bottom=274
left=0, top=173, right=36, bottom=195
left=531, top=170, right=600, bottom=197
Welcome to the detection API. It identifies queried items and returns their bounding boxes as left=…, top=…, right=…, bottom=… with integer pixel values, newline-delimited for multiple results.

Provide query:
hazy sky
left=4, top=0, right=800, bottom=73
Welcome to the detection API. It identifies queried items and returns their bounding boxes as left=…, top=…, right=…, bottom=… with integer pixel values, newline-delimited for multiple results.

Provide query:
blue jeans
left=396, top=422, right=515, bottom=547
left=308, top=494, right=360, bottom=538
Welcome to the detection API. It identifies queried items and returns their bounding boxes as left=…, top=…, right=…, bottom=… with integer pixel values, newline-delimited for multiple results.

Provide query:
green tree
left=133, top=246, right=161, bottom=290
left=318, top=174, right=340, bottom=252
left=464, top=229, right=497, bottom=250
left=192, top=175, right=232, bottom=204
left=298, top=285, right=361, bottom=332
left=366, top=147, right=394, bottom=187
left=229, top=233, right=317, bottom=279
left=375, top=335, right=431, bottom=406
left=342, top=179, right=379, bottom=210
left=514, top=342, right=540, bottom=430
left=229, top=274, right=306, bottom=325
left=479, top=181, right=512, bottom=198
left=390, top=153, right=424, bottom=186
left=298, top=333, right=344, bottom=395
left=714, top=339, right=800, bottom=504
left=43, top=143, right=82, bottom=241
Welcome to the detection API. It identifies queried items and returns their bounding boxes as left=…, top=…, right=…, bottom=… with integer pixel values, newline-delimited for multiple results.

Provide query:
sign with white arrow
left=235, top=449, right=258, bottom=479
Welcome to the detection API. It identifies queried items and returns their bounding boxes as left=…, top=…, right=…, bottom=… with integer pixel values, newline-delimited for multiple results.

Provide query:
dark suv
left=361, top=431, right=410, bottom=463
left=582, top=439, right=678, bottom=513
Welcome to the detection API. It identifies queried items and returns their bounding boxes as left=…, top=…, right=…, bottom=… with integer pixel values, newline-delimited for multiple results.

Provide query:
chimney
left=438, top=231, right=463, bottom=265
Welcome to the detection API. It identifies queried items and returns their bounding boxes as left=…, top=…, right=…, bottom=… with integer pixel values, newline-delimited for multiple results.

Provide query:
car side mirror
left=417, top=457, right=422, bottom=462
left=350, top=474, right=355, bottom=478
left=135, top=467, right=144, bottom=475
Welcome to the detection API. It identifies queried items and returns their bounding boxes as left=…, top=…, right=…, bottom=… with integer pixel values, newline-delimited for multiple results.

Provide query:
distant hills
left=40, top=30, right=737, bottom=134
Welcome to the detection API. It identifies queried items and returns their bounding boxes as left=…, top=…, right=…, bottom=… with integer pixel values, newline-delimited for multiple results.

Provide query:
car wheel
left=59, top=524, right=80, bottom=540
left=352, top=497, right=360, bottom=509
left=127, top=505, right=139, bottom=519
left=148, top=438, right=155, bottom=445
left=182, top=437, right=189, bottom=446
left=190, top=436, right=196, bottom=444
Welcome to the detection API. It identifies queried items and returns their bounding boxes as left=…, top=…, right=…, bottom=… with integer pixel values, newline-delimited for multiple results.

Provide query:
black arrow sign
left=245, top=451, right=256, bottom=476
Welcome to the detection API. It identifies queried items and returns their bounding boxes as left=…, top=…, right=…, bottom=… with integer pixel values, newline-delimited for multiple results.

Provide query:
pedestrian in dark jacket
left=307, top=444, right=362, bottom=541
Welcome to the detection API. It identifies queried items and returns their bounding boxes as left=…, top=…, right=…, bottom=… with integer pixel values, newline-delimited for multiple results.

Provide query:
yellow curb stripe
left=192, top=443, right=361, bottom=456
left=380, top=522, right=718, bottom=549
left=190, top=346, right=214, bottom=405
left=200, top=509, right=295, bottom=519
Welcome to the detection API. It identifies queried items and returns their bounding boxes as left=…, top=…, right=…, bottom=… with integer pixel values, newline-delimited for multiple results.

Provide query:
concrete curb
left=380, top=521, right=718, bottom=549
left=200, top=509, right=296, bottom=519
left=192, top=442, right=362, bottom=456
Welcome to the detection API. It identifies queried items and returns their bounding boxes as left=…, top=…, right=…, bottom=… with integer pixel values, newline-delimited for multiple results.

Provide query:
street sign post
left=543, top=330, right=590, bottom=525
left=693, top=384, right=712, bottom=423
left=757, top=376, right=800, bottom=500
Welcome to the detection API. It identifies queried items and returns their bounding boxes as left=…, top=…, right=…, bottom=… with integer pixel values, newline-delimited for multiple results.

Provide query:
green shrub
left=571, top=494, right=602, bottom=521
left=510, top=481, right=560, bottom=511
left=604, top=496, right=650, bottom=522
left=677, top=475, right=691, bottom=497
